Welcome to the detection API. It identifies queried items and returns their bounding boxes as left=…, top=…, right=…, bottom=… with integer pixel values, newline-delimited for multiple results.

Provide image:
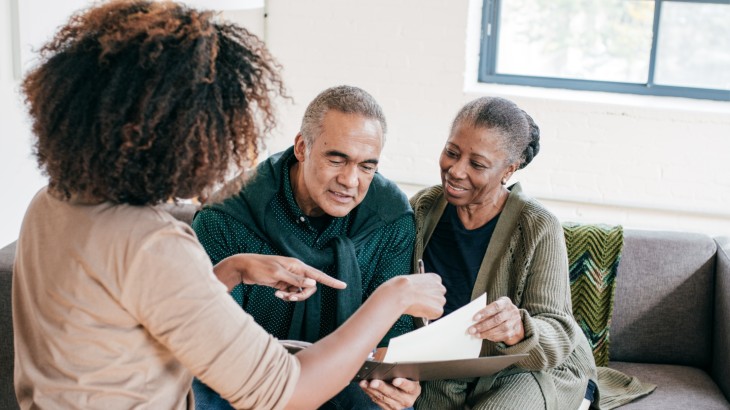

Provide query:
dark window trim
left=478, top=0, right=730, bottom=102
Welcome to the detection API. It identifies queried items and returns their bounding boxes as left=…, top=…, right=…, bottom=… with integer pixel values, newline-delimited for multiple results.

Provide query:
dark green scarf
left=209, top=147, right=412, bottom=342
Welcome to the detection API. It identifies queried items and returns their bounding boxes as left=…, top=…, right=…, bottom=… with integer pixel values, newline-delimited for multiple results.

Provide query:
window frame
left=478, top=0, right=730, bottom=101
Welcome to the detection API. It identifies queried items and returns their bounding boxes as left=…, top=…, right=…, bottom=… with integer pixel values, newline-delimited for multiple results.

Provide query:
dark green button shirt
left=192, top=157, right=415, bottom=347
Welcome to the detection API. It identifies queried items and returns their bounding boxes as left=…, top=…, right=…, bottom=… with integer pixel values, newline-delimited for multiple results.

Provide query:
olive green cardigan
left=411, top=183, right=654, bottom=409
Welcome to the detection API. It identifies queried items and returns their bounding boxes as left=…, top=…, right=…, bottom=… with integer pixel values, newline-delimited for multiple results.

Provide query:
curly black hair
left=22, top=0, right=285, bottom=205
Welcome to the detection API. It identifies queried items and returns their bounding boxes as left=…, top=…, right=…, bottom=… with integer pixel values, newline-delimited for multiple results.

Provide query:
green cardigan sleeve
left=493, top=205, right=582, bottom=371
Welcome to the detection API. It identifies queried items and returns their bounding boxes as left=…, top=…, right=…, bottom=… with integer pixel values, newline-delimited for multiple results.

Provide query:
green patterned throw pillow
left=563, top=223, right=623, bottom=367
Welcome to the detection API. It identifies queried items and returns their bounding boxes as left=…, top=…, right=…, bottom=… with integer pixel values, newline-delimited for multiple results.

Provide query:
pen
left=417, top=259, right=429, bottom=326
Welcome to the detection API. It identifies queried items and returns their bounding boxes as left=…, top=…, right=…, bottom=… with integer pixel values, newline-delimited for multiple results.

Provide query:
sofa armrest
left=714, top=236, right=730, bottom=401
left=1, top=241, right=19, bottom=409
left=0, top=241, right=16, bottom=275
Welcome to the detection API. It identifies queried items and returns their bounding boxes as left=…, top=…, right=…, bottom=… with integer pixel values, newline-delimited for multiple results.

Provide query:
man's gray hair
left=300, top=85, right=387, bottom=149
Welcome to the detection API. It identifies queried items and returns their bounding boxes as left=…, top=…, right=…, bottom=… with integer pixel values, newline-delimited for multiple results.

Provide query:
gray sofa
left=1, top=204, right=729, bottom=409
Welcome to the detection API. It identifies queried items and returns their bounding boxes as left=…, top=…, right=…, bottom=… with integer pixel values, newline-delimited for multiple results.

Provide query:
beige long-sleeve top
left=13, top=188, right=299, bottom=409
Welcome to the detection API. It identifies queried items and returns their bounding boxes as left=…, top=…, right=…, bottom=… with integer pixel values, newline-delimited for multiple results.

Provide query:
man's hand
left=468, top=296, right=524, bottom=345
left=213, top=254, right=346, bottom=300
left=359, top=378, right=420, bottom=410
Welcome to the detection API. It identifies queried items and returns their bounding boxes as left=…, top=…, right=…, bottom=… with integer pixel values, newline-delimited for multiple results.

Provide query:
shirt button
left=299, top=216, right=305, bottom=222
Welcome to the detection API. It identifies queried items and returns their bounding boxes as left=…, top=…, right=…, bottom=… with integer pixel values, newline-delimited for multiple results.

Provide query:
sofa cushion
left=608, top=361, right=729, bottom=409
left=610, top=230, right=715, bottom=368
left=563, top=223, right=622, bottom=367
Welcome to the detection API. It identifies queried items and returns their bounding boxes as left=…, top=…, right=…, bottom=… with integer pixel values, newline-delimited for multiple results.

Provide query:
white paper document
left=383, top=293, right=486, bottom=363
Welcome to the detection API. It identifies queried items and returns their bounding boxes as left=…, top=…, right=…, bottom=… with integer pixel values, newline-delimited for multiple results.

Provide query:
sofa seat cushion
left=608, top=362, right=729, bottom=409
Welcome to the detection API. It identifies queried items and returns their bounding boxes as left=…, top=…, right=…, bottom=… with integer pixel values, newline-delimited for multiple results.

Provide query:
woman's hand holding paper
left=468, top=296, right=525, bottom=346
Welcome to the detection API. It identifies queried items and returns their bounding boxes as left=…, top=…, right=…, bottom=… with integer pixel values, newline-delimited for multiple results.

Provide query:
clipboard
left=352, top=353, right=528, bottom=382
left=279, top=340, right=527, bottom=382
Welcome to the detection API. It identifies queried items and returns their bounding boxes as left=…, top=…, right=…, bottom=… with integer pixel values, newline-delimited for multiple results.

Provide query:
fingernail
left=303, top=278, right=316, bottom=286
left=468, top=327, right=476, bottom=334
left=371, top=380, right=380, bottom=388
left=274, top=291, right=283, bottom=298
left=289, top=296, right=299, bottom=302
left=473, top=314, right=482, bottom=321
left=393, top=379, right=401, bottom=387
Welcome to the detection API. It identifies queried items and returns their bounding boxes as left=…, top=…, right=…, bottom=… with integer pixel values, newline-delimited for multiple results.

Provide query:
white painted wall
left=0, top=1, right=263, bottom=248
left=1, top=0, right=729, bottom=248
left=263, top=0, right=730, bottom=237
left=0, top=0, right=46, bottom=248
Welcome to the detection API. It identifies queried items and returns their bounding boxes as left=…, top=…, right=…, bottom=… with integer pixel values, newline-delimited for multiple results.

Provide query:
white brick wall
left=1, top=0, right=728, bottom=247
left=264, top=0, right=730, bottom=237
left=0, top=0, right=47, bottom=247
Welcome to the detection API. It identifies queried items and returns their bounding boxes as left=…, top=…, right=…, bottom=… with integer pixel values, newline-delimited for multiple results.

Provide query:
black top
left=423, top=204, right=500, bottom=316
left=585, top=379, right=597, bottom=402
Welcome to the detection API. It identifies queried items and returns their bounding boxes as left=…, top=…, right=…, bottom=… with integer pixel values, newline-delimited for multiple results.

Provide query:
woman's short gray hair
left=300, top=85, right=387, bottom=149
left=451, top=97, right=540, bottom=170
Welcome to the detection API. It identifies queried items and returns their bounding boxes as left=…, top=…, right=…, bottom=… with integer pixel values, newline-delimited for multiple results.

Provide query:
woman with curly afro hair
left=12, top=1, right=446, bottom=409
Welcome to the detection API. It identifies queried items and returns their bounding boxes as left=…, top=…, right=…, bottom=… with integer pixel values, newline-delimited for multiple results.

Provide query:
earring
left=501, top=178, right=507, bottom=185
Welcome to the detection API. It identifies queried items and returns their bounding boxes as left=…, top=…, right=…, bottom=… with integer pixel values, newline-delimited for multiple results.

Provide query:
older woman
left=12, top=2, right=446, bottom=409
left=411, top=97, right=597, bottom=410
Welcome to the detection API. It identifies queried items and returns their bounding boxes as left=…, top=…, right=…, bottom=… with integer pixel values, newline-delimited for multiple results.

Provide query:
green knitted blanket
left=563, top=223, right=623, bottom=367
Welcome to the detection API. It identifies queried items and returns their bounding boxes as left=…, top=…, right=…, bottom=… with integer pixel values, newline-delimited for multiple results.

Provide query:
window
left=479, top=0, right=730, bottom=101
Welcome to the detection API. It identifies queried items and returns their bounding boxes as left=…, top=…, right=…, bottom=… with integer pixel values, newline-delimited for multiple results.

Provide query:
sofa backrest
left=609, top=229, right=716, bottom=369
left=159, top=202, right=198, bottom=226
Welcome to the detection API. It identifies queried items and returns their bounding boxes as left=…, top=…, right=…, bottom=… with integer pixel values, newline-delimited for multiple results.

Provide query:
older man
left=192, top=85, right=420, bottom=410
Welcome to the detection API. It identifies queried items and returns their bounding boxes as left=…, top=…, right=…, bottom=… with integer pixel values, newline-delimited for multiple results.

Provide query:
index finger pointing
left=291, top=263, right=347, bottom=290
left=306, top=268, right=347, bottom=289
